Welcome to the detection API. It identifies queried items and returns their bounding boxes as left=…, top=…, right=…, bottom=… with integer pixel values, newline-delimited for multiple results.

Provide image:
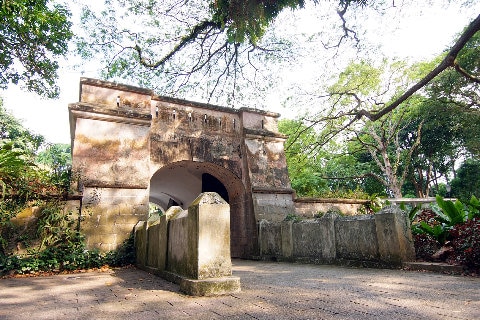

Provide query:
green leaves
left=0, top=142, right=35, bottom=198
left=412, top=196, right=479, bottom=244
left=433, top=194, right=467, bottom=226
left=0, top=0, right=73, bottom=98
left=211, top=0, right=305, bottom=44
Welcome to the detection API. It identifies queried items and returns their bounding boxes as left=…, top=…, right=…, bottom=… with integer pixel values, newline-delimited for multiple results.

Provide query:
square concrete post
left=134, top=221, right=147, bottom=267
left=320, top=213, right=337, bottom=261
left=146, top=206, right=184, bottom=271
left=166, top=192, right=240, bottom=296
left=281, top=221, right=293, bottom=258
left=188, top=192, right=232, bottom=279
left=375, top=206, right=416, bottom=264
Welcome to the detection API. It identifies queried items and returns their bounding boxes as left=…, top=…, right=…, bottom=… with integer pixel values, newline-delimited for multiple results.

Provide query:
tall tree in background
left=451, top=159, right=480, bottom=201
left=36, top=143, right=71, bottom=192
left=0, top=98, right=44, bottom=152
left=0, top=0, right=73, bottom=98
left=350, top=109, right=422, bottom=198
left=279, top=119, right=328, bottom=196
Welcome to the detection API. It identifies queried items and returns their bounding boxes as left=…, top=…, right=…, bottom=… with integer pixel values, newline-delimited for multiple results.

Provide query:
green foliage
left=433, top=195, right=468, bottom=226
left=284, top=213, right=302, bottom=222
left=211, top=0, right=305, bottom=44
left=450, top=159, right=480, bottom=202
left=278, top=119, right=328, bottom=197
left=413, top=200, right=480, bottom=271
left=360, top=194, right=385, bottom=214
left=327, top=60, right=383, bottom=101
left=0, top=100, right=44, bottom=152
left=0, top=202, right=135, bottom=275
left=279, top=118, right=381, bottom=198
left=103, top=233, right=135, bottom=267
left=35, top=143, right=72, bottom=192
left=0, top=142, right=32, bottom=197
left=411, top=196, right=479, bottom=244
left=0, top=0, right=73, bottom=98
left=402, top=203, right=420, bottom=222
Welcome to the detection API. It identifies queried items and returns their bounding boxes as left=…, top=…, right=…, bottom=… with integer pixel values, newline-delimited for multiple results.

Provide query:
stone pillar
left=145, top=206, right=183, bottom=271
left=134, top=221, right=147, bottom=267
left=168, top=193, right=232, bottom=277
left=165, top=192, right=240, bottom=296
left=281, top=221, right=293, bottom=258
left=240, top=108, right=296, bottom=223
left=375, top=206, right=416, bottom=264
left=319, top=213, right=337, bottom=261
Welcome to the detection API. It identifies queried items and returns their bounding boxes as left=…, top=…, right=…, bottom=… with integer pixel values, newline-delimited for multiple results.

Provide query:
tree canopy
left=0, top=0, right=73, bottom=98
left=75, top=0, right=387, bottom=105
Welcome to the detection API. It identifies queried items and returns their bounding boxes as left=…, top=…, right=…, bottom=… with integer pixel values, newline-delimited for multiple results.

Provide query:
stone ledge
left=137, top=267, right=241, bottom=296
left=179, top=276, right=241, bottom=297
left=402, top=261, right=465, bottom=274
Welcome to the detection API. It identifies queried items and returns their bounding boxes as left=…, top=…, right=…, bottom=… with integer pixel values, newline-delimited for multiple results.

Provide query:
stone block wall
left=258, top=207, right=415, bottom=267
left=81, top=187, right=148, bottom=251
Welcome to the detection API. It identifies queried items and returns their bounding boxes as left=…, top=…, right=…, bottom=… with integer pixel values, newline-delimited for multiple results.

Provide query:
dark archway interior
left=149, top=161, right=255, bottom=257
left=202, top=173, right=229, bottom=203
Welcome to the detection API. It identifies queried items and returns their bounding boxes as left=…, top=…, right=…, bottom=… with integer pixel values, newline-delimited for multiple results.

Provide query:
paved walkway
left=1, top=260, right=479, bottom=320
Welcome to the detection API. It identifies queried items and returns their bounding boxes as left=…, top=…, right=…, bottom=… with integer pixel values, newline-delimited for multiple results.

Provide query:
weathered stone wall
left=70, top=79, right=153, bottom=251
left=150, top=97, right=243, bottom=177
left=335, top=216, right=379, bottom=261
left=294, top=198, right=370, bottom=217
left=80, top=187, right=148, bottom=251
left=253, top=192, right=296, bottom=222
left=243, top=129, right=296, bottom=221
left=258, top=207, right=415, bottom=266
left=80, top=78, right=152, bottom=112
left=71, top=116, right=151, bottom=188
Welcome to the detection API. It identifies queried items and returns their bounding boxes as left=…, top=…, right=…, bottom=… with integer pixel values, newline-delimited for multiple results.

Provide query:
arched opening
left=149, top=160, right=257, bottom=258
left=202, top=173, right=229, bottom=203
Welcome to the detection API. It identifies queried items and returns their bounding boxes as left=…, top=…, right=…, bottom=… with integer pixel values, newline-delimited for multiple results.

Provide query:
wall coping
left=80, top=77, right=153, bottom=96
left=79, top=77, right=281, bottom=118
left=294, top=198, right=370, bottom=205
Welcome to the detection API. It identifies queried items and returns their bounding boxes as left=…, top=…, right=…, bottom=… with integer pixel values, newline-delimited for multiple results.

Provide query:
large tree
left=77, top=1, right=479, bottom=112
left=0, top=0, right=73, bottom=98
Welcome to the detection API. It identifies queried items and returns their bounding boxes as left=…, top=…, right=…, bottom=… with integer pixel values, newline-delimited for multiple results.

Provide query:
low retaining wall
left=134, top=192, right=240, bottom=296
left=259, top=206, right=415, bottom=267
left=294, top=198, right=370, bottom=217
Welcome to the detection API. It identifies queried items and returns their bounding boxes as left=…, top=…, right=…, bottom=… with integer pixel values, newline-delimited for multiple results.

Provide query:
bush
left=411, top=196, right=480, bottom=272
left=413, top=233, right=442, bottom=262
left=448, top=218, right=480, bottom=270
left=0, top=234, right=135, bottom=276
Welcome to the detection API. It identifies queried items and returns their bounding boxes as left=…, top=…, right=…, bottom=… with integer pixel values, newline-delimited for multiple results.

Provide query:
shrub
left=411, top=196, right=480, bottom=271
left=448, top=218, right=480, bottom=270
left=413, top=233, right=442, bottom=262
left=284, top=213, right=302, bottom=222
left=0, top=234, right=135, bottom=276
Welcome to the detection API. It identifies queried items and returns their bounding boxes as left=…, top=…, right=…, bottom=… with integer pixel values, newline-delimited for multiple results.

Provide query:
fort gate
left=69, top=78, right=295, bottom=258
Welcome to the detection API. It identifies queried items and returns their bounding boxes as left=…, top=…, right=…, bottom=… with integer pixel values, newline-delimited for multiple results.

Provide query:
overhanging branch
left=357, top=14, right=480, bottom=121
left=134, top=20, right=221, bottom=69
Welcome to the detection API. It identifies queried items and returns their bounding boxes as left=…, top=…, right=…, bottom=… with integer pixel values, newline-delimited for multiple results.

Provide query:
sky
left=1, top=1, right=478, bottom=145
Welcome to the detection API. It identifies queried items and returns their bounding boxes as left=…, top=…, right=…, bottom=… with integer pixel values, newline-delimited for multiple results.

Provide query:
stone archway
left=69, top=78, right=295, bottom=256
left=149, top=160, right=256, bottom=258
